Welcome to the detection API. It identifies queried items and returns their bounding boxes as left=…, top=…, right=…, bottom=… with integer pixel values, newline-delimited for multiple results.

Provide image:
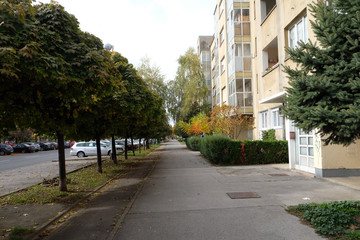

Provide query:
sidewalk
left=112, top=141, right=360, bottom=240
left=2, top=140, right=360, bottom=240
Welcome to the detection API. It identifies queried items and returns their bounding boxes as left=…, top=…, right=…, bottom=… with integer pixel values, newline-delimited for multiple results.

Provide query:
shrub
left=199, top=135, right=231, bottom=164
left=186, top=136, right=202, bottom=151
left=302, top=205, right=355, bottom=236
left=262, top=129, right=276, bottom=141
left=288, top=201, right=360, bottom=238
left=243, top=141, right=288, bottom=164
left=194, top=135, right=288, bottom=165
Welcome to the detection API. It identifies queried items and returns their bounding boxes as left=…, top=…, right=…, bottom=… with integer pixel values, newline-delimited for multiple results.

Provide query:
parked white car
left=70, top=141, right=111, bottom=158
left=112, top=140, right=125, bottom=155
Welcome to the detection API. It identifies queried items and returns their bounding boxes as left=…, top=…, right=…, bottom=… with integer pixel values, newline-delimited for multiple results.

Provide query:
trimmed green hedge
left=199, top=135, right=231, bottom=164
left=186, top=135, right=288, bottom=165
left=186, top=136, right=203, bottom=151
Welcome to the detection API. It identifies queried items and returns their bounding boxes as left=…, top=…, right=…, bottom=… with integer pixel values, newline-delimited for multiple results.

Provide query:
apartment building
left=211, top=0, right=253, bottom=115
left=251, top=0, right=360, bottom=177
left=197, top=36, right=214, bottom=105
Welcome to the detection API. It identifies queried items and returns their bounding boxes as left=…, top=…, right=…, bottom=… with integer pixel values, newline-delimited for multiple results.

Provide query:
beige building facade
left=251, top=0, right=360, bottom=177
left=211, top=0, right=253, bottom=114
left=197, top=36, right=214, bottom=105
left=211, top=0, right=253, bottom=140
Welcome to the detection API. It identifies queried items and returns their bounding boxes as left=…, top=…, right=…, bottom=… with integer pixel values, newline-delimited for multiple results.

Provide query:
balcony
left=261, top=5, right=277, bottom=47
left=260, top=0, right=276, bottom=23
left=262, top=65, right=281, bottom=100
left=262, top=37, right=278, bottom=75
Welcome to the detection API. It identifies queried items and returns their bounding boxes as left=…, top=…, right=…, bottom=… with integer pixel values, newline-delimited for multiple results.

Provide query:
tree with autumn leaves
left=177, top=105, right=254, bottom=139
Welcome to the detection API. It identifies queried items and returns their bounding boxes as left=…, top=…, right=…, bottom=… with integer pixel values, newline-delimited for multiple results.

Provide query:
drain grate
left=269, top=174, right=289, bottom=177
left=226, top=192, right=261, bottom=199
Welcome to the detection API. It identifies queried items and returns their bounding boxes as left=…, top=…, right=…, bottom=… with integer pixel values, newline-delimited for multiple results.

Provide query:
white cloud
left=35, top=0, right=215, bottom=80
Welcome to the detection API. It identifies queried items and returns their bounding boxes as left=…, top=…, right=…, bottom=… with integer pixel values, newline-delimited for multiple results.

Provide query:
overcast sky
left=36, top=0, right=215, bottom=81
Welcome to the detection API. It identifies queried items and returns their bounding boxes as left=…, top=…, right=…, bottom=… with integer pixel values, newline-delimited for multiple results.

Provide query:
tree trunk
left=131, top=138, right=135, bottom=156
left=146, top=139, right=150, bottom=149
left=124, top=138, right=128, bottom=160
left=96, top=137, right=102, bottom=173
left=57, top=132, right=67, bottom=191
left=138, top=138, right=141, bottom=154
left=111, top=134, right=117, bottom=164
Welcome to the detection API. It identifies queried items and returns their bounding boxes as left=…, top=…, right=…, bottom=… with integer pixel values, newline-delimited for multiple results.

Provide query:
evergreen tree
left=284, top=0, right=360, bottom=146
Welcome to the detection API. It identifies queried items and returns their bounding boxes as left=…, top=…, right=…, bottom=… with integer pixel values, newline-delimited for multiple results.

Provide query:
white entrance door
left=295, top=128, right=315, bottom=174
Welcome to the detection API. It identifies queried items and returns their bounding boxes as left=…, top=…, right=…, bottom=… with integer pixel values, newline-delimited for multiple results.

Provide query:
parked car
left=118, top=139, right=135, bottom=150
left=35, top=142, right=50, bottom=151
left=64, top=141, right=72, bottom=148
left=22, top=142, right=41, bottom=152
left=5, top=141, right=15, bottom=146
left=0, top=144, right=12, bottom=155
left=70, top=141, right=111, bottom=158
left=12, top=144, right=35, bottom=153
left=111, top=141, right=126, bottom=155
left=43, top=142, right=56, bottom=150
left=49, top=142, right=58, bottom=150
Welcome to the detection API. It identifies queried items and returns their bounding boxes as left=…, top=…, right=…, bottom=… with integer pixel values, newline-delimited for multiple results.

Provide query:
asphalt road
left=0, top=148, right=71, bottom=172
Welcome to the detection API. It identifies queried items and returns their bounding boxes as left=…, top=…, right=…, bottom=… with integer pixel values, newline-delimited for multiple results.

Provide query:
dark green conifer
left=284, top=0, right=360, bottom=145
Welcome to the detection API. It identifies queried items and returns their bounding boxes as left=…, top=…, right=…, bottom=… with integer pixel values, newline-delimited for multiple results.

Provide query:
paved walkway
left=109, top=140, right=360, bottom=240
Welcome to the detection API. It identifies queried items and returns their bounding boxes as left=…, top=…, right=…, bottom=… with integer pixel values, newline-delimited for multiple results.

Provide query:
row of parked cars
left=0, top=141, right=61, bottom=156
left=1, top=139, right=149, bottom=157
left=70, top=139, right=145, bottom=158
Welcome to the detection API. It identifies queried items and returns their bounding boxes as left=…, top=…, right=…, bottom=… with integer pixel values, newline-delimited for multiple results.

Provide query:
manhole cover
left=226, top=192, right=261, bottom=199
left=269, top=174, right=289, bottom=177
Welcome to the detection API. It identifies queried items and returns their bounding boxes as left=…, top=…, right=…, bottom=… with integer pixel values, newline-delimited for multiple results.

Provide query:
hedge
left=186, top=136, right=203, bottom=151
left=186, top=135, right=288, bottom=165
left=199, top=135, right=231, bottom=164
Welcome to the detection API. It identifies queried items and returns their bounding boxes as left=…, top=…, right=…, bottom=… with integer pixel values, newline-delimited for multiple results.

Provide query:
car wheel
left=0, top=151, right=4, bottom=156
left=77, top=151, right=85, bottom=158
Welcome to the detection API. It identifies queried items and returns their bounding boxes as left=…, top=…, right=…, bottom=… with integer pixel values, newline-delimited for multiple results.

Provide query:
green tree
left=284, top=0, right=360, bottom=146
left=0, top=2, right=113, bottom=190
left=112, top=53, right=149, bottom=158
left=168, top=48, right=209, bottom=123
left=137, top=56, right=168, bottom=102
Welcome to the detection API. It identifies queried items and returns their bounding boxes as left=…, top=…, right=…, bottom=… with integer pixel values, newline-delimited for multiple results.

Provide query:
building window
left=254, top=37, right=257, bottom=56
left=221, top=57, right=225, bottom=74
left=261, top=0, right=277, bottom=22
left=216, top=92, right=220, bottom=106
left=221, top=87, right=226, bottom=104
left=259, top=111, right=268, bottom=130
left=271, top=108, right=283, bottom=128
left=219, top=0, right=224, bottom=17
left=230, top=78, right=252, bottom=108
left=299, top=129, right=314, bottom=157
left=253, top=0, right=256, bottom=19
left=289, top=15, right=308, bottom=49
left=233, top=8, right=251, bottom=36
left=220, top=27, right=224, bottom=44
